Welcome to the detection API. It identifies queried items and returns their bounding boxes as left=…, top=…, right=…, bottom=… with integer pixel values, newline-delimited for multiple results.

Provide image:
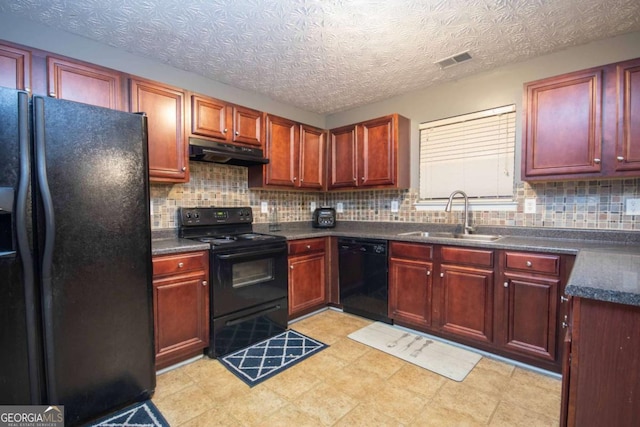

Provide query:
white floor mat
left=348, top=322, right=482, bottom=381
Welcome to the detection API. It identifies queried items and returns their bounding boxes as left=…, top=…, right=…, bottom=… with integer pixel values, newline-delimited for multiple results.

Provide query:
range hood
left=189, top=137, right=269, bottom=166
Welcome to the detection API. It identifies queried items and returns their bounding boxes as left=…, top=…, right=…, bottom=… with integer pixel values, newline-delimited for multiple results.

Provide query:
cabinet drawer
left=153, top=251, right=208, bottom=276
left=288, top=238, right=326, bottom=255
left=441, top=246, right=493, bottom=268
left=505, top=252, right=560, bottom=275
left=390, top=241, right=433, bottom=261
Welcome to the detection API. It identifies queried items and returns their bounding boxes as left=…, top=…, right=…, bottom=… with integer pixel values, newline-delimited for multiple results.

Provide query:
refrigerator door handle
left=17, top=91, right=42, bottom=403
left=33, top=96, right=58, bottom=402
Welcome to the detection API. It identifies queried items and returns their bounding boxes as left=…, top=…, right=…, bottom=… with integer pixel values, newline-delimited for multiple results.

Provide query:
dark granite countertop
left=153, top=221, right=640, bottom=307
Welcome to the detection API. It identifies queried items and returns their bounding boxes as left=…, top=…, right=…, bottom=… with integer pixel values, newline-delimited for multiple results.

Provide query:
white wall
left=326, top=31, right=640, bottom=187
left=0, top=13, right=326, bottom=128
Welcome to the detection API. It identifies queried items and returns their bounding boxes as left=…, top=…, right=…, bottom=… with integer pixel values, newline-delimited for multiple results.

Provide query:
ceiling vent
left=435, top=51, right=472, bottom=69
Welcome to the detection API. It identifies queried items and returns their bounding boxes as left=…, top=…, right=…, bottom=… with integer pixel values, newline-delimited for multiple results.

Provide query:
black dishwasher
left=338, top=238, right=391, bottom=324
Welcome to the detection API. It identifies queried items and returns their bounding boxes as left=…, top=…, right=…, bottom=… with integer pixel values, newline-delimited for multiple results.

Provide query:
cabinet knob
left=526, top=261, right=532, bottom=267
left=235, top=131, right=239, bottom=136
left=594, top=158, right=601, bottom=164
left=306, top=245, right=311, bottom=249
left=49, top=92, right=56, bottom=97
left=426, top=270, right=431, bottom=276
left=562, top=321, right=569, bottom=329
left=223, top=128, right=228, bottom=133
left=293, top=177, right=297, bottom=181
left=290, top=265, right=294, bottom=270
left=561, top=296, right=569, bottom=303
left=504, top=281, right=509, bottom=288
left=178, top=262, right=184, bottom=268
left=181, top=166, right=186, bottom=171
left=202, top=281, right=207, bottom=286
left=440, top=273, right=444, bottom=278
left=617, top=156, right=625, bottom=162
left=361, top=177, right=365, bottom=181
left=25, top=87, right=31, bottom=92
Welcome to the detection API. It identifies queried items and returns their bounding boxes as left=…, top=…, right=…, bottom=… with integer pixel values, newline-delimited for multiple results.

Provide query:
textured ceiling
left=2, top=0, right=640, bottom=114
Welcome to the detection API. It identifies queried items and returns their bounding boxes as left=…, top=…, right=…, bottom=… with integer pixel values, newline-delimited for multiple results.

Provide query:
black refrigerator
left=0, top=87, right=155, bottom=425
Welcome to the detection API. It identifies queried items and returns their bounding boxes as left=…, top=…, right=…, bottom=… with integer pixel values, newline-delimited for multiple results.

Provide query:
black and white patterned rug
left=219, top=330, right=328, bottom=386
left=86, top=400, right=169, bottom=427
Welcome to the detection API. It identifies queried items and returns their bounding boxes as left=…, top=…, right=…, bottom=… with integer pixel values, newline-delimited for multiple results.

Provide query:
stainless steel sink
left=398, top=231, right=503, bottom=241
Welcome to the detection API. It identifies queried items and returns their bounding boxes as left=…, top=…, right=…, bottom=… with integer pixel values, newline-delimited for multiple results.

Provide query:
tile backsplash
left=150, top=162, right=640, bottom=231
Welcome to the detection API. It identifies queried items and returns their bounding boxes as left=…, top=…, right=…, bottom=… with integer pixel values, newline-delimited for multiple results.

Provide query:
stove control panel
left=179, top=207, right=253, bottom=226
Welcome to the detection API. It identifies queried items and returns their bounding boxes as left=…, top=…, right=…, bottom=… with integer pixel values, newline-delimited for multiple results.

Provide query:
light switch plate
left=260, top=201, right=268, bottom=214
left=391, top=200, right=399, bottom=212
left=310, top=201, right=316, bottom=212
left=626, top=198, right=640, bottom=215
left=336, top=202, right=344, bottom=213
left=524, top=198, right=536, bottom=214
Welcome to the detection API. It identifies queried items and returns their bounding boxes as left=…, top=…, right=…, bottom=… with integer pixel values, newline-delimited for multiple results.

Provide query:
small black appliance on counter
left=312, top=207, right=336, bottom=228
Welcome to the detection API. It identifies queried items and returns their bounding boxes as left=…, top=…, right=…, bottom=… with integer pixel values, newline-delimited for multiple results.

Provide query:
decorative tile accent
left=151, top=162, right=640, bottom=231
left=3, top=1, right=640, bottom=114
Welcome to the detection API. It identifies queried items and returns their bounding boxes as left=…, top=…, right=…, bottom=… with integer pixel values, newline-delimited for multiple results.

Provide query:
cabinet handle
left=504, top=281, right=509, bottom=288
left=561, top=296, right=569, bottom=303
left=181, top=166, right=186, bottom=171
left=562, top=321, right=569, bottom=329
left=49, top=92, right=56, bottom=97
left=426, top=270, right=431, bottom=276
left=223, top=128, right=228, bottom=133
left=202, top=281, right=207, bottom=286
left=594, top=158, right=601, bottom=164
left=617, top=156, right=625, bottom=162
left=526, top=261, right=532, bottom=267
left=178, top=262, right=184, bottom=268
left=25, top=87, right=31, bottom=92
left=440, top=273, right=444, bottom=278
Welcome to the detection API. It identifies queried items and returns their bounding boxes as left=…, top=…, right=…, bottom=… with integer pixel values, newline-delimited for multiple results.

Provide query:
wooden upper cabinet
left=232, top=105, right=262, bottom=147
left=523, top=68, right=603, bottom=179
left=329, top=124, right=358, bottom=189
left=616, top=58, right=640, bottom=172
left=130, top=78, right=187, bottom=182
left=0, top=42, right=31, bottom=91
left=329, top=114, right=410, bottom=190
left=190, top=94, right=231, bottom=140
left=47, top=56, right=125, bottom=110
left=264, top=114, right=298, bottom=187
left=299, top=124, right=326, bottom=189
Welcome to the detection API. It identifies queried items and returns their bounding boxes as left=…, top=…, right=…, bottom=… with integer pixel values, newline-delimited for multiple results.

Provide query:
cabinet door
left=232, top=105, right=262, bottom=147
left=288, top=252, right=326, bottom=317
left=153, top=271, right=209, bottom=369
left=191, top=94, right=231, bottom=141
left=500, top=274, right=559, bottom=361
left=358, top=115, right=395, bottom=186
left=130, top=78, right=187, bottom=182
left=264, top=114, right=298, bottom=187
left=0, top=43, right=31, bottom=91
left=439, top=265, right=493, bottom=343
left=47, top=56, right=124, bottom=110
left=389, top=257, right=432, bottom=328
left=616, top=58, right=640, bottom=172
left=298, top=124, right=326, bottom=189
left=329, top=124, right=358, bottom=188
left=523, top=69, right=603, bottom=179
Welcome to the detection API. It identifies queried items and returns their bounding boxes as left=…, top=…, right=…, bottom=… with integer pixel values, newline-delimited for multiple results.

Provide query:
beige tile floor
left=153, top=309, right=561, bottom=426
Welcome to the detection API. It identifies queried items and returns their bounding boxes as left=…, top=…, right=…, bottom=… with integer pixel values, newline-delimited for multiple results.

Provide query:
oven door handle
left=216, top=247, right=286, bottom=260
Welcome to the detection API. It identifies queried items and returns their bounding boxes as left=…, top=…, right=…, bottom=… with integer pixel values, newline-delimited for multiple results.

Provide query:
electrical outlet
left=260, top=201, right=268, bottom=214
left=391, top=200, right=399, bottom=213
left=524, top=198, right=537, bottom=214
left=310, top=201, right=316, bottom=212
left=626, top=198, right=640, bottom=215
left=336, top=202, right=344, bottom=213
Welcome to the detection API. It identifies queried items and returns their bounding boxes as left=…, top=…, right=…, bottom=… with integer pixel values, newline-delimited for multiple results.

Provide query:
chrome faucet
left=444, top=190, right=474, bottom=234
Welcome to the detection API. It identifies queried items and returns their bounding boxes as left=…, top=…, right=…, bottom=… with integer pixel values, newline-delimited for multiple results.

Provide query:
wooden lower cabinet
left=563, top=298, right=640, bottom=426
left=152, top=251, right=209, bottom=370
left=388, top=242, right=433, bottom=328
left=288, top=238, right=328, bottom=319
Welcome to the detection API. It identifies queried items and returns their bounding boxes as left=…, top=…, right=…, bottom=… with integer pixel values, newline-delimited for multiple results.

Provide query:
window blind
left=419, top=105, right=515, bottom=199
